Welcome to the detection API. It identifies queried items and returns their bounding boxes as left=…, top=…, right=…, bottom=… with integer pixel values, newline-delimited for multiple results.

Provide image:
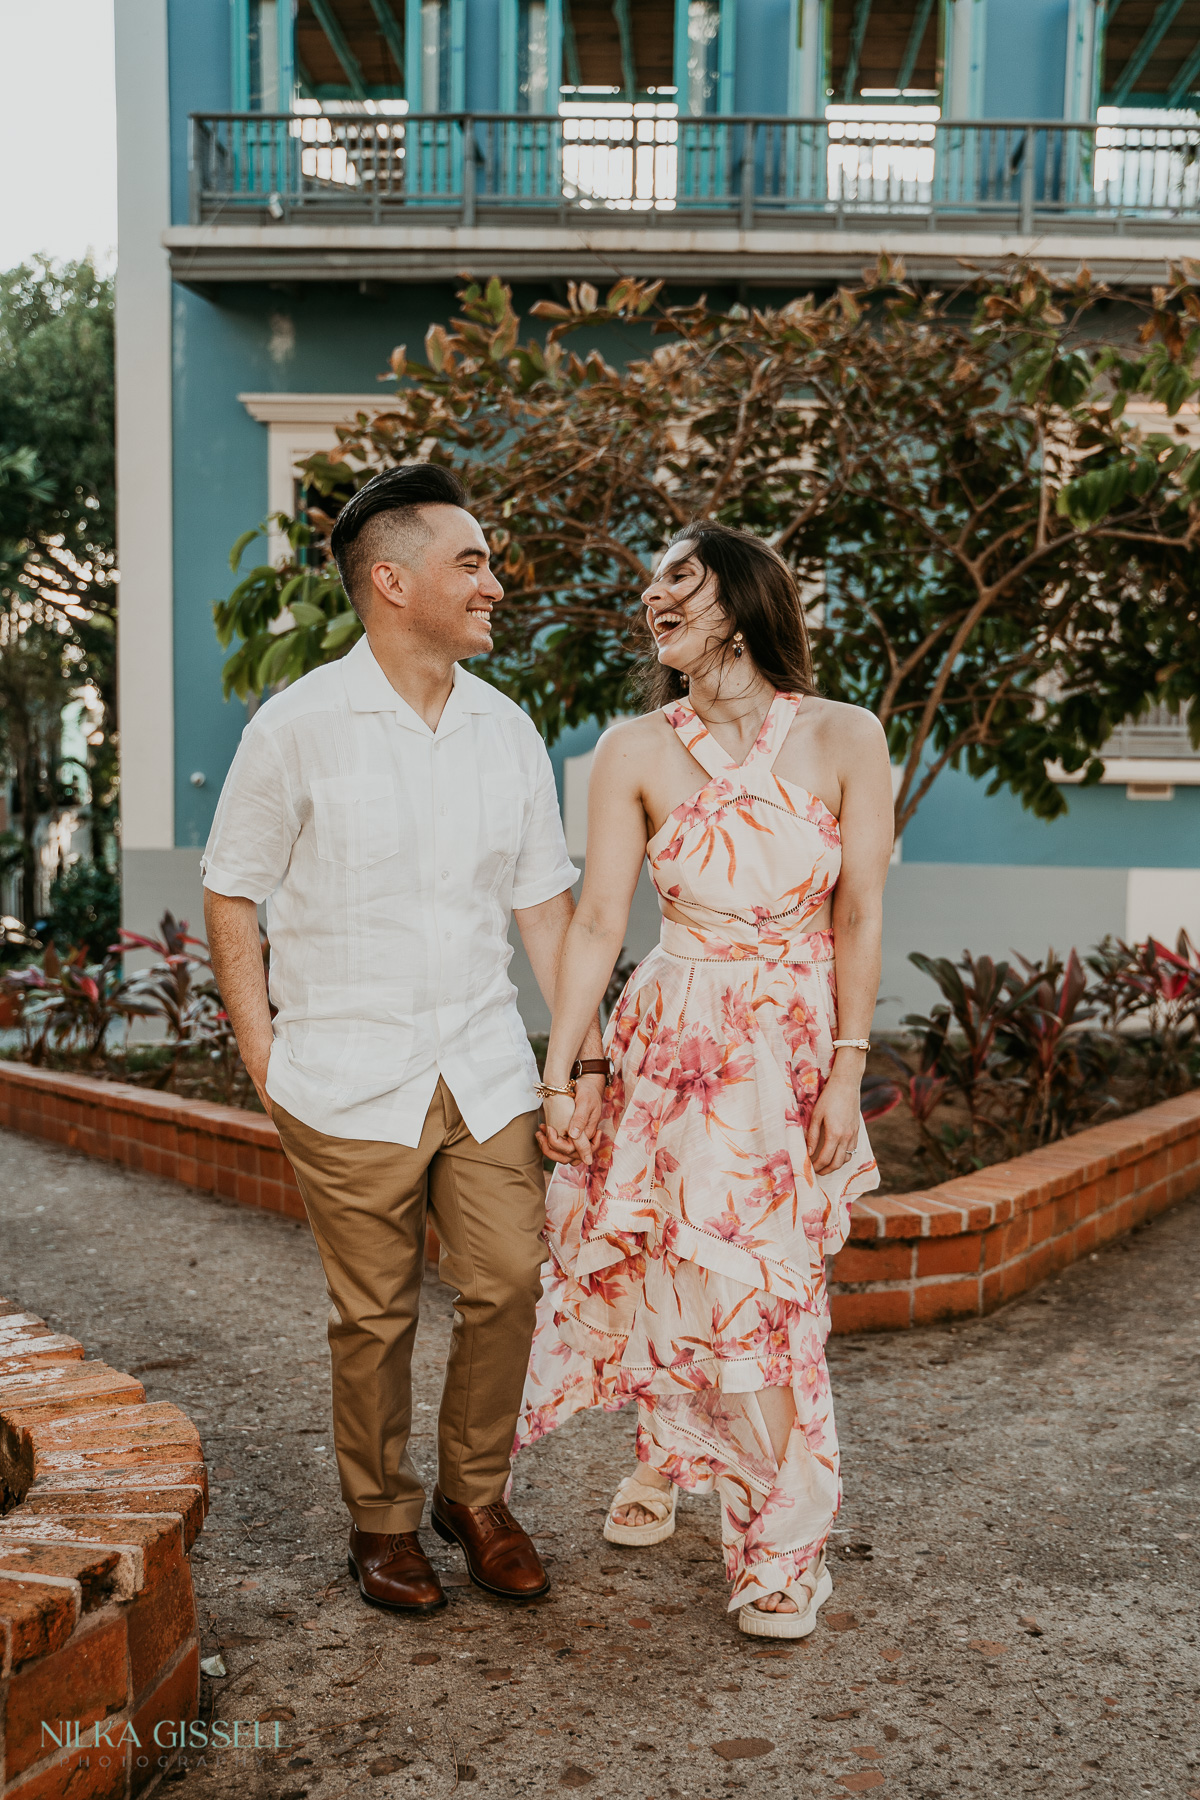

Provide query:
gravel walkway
left=1, top=1128, right=1197, bottom=1800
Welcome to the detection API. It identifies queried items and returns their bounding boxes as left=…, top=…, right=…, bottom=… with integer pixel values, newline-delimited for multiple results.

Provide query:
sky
left=0, top=0, right=117, bottom=272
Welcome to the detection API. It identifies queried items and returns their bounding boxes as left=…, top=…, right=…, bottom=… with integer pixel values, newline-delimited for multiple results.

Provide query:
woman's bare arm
left=540, top=724, right=651, bottom=1159
left=515, top=888, right=606, bottom=1161
left=807, top=708, right=894, bottom=1174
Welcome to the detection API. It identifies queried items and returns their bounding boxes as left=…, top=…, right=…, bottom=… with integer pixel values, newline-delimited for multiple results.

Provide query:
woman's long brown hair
left=637, top=520, right=817, bottom=710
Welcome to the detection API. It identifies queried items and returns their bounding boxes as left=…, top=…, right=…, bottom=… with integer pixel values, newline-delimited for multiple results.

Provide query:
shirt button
left=444, top=931, right=451, bottom=941
left=441, top=870, right=449, bottom=880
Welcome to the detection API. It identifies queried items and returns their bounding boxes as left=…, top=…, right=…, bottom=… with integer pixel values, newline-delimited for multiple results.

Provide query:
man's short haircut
left=329, top=463, right=469, bottom=618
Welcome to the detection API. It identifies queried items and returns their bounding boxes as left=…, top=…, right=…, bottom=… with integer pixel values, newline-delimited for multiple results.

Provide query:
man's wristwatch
left=570, top=1057, right=612, bottom=1083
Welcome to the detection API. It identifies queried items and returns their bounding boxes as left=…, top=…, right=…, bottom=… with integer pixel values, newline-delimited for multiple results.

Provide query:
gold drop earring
left=733, top=632, right=744, bottom=659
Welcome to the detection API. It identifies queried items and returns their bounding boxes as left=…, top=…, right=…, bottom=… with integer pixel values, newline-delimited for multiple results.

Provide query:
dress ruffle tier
left=516, top=933, right=877, bottom=1484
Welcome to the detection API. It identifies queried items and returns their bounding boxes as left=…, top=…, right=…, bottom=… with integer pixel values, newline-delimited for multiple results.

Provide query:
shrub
left=45, top=859, right=120, bottom=961
left=0, top=909, right=267, bottom=1104
left=874, top=934, right=1200, bottom=1177
left=116, top=910, right=266, bottom=1102
left=1, top=941, right=146, bottom=1065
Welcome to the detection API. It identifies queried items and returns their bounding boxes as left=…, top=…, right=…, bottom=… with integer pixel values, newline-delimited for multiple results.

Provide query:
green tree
left=45, top=857, right=121, bottom=960
left=0, top=616, right=78, bottom=927
left=0, top=258, right=117, bottom=868
left=0, top=258, right=115, bottom=604
left=216, top=263, right=1200, bottom=833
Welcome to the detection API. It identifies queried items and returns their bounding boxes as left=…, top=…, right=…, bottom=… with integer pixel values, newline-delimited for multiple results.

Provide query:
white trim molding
left=239, top=393, right=383, bottom=562
left=1049, top=759, right=1200, bottom=787
left=238, top=392, right=386, bottom=425
left=116, top=0, right=175, bottom=851
left=165, top=223, right=1195, bottom=288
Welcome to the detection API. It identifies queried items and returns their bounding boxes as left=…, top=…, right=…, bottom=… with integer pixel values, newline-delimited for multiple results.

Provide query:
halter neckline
left=665, top=690, right=801, bottom=781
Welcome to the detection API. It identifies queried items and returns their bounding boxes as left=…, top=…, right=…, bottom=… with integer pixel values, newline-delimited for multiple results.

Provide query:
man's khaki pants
left=272, top=1080, right=546, bottom=1533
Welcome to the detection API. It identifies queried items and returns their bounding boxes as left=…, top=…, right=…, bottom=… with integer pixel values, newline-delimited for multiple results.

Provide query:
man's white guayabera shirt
left=201, top=637, right=578, bottom=1147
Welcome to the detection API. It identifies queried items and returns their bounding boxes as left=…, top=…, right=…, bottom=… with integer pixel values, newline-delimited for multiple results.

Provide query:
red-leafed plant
left=884, top=936, right=1187, bottom=1174
left=1, top=942, right=148, bottom=1065
left=1084, top=931, right=1200, bottom=1100
left=117, top=911, right=268, bottom=1101
left=902, top=950, right=1042, bottom=1158
left=996, top=949, right=1107, bottom=1146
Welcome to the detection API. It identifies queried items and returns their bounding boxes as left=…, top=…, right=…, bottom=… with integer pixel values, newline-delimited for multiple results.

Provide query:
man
left=203, top=463, right=605, bottom=1613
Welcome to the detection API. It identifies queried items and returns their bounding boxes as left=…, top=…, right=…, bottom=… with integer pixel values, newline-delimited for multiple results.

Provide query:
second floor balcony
left=176, top=109, right=1200, bottom=286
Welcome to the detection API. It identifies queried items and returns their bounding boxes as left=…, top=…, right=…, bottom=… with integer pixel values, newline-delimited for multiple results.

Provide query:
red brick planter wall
left=0, top=1298, right=208, bottom=1797
left=0, top=1065, right=304, bottom=1222
left=1, top=1062, right=1197, bottom=1333
left=830, top=1091, right=1200, bottom=1331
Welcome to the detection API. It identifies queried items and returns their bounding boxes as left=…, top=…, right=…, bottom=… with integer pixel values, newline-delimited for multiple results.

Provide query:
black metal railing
left=190, top=111, right=1200, bottom=232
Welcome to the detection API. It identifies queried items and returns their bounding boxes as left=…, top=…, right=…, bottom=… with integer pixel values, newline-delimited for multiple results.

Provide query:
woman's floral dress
left=515, top=691, right=879, bottom=1610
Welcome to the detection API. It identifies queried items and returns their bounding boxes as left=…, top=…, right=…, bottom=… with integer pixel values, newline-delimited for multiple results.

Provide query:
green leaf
left=288, top=600, right=327, bottom=629
left=320, top=610, right=362, bottom=651
left=228, top=527, right=262, bottom=573
left=1057, top=460, right=1130, bottom=526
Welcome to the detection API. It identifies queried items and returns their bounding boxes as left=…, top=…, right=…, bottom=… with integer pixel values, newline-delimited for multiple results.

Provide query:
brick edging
left=1, top=1061, right=1196, bottom=1332
left=0, top=1296, right=208, bottom=1797
left=0, top=1063, right=304, bottom=1221
left=829, top=1090, right=1200, bottom=1329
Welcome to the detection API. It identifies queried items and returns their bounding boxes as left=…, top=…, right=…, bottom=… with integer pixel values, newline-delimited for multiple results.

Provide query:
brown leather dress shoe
left=430, top=1487, right=550, bottom=1599
left=347, top=1526, right=447, bottom=1614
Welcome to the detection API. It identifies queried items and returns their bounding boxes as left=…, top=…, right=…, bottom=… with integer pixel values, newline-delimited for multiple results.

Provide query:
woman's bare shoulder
left=594, top=711, right=675, bottom=758
left=589, top=712, right=675, bottom=789
left=803, top=696, right=888, bottom=755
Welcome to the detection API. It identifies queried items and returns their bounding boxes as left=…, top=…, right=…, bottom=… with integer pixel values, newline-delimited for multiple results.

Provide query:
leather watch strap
left=570, top=1057, right=612, bottom=1081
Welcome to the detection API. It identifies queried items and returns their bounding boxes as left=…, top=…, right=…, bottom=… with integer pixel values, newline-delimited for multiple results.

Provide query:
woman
left=515, top=522, right=893, bottom=1636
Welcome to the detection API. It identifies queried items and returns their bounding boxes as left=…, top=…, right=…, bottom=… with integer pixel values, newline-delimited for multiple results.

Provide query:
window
left=518, top=0, right=551, bottom=111
left=249, top=0, right=281, bottom=110
left=234, top=0, right=294, bottom=112
left=684, top=0, right=720, bottom=115
left=420, top=0, right=451, bottom=111
left=404, top=0, right=463, bottom=113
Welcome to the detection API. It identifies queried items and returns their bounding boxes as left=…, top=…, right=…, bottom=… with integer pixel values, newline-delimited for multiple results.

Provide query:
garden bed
left=0, top=1042, right=266, bottom=1116
left=0, top=1040, right=1166, bottom=1196
left=0, top=1063, right=304, bottom=1221
left=7, top=925, right=1197, bottom=1196
left=2, top=1060, right=1195, bottom=1335
left=832, top=1089, right=1200, bottom=1330
left=859, top=1048, right=1159, bottom=1193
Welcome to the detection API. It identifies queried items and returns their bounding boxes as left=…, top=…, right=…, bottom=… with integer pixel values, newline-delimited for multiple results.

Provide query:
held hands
left=806, top=1065, right=863, bottom=1175
left=537, top=1077, right=604, bottom=1167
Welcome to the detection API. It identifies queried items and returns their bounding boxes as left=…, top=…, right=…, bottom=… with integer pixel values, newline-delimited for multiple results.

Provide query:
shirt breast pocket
left=311, top=774, right=399, bottom=870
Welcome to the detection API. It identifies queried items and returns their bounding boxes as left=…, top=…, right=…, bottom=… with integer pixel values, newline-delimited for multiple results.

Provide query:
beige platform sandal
left=736, top=1554, right=833, bottom=1639
left=602, top=1473, right=677, bottom=1546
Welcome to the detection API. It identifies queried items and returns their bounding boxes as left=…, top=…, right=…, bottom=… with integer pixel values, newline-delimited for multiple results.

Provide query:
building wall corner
left=115, top=0, right=175, bottom=874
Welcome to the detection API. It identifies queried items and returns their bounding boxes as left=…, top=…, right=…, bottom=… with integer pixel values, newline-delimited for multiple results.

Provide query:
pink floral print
left=515, top=691, right=879, bottom=1612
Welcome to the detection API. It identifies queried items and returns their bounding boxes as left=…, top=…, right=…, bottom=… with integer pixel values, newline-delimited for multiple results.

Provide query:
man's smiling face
left=370, top=504, right=504, bottom=661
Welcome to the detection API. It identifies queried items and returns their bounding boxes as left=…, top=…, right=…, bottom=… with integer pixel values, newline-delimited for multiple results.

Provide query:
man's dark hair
left=329, top=463, right=469, bottom=617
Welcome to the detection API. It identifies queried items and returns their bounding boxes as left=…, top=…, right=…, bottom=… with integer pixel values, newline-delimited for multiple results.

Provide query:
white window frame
left=238, top=392, right=383, bottom=562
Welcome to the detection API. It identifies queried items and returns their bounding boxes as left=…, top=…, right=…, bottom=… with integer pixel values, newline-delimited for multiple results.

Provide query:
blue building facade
left=115, top=0, right=1200, bottom=1024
